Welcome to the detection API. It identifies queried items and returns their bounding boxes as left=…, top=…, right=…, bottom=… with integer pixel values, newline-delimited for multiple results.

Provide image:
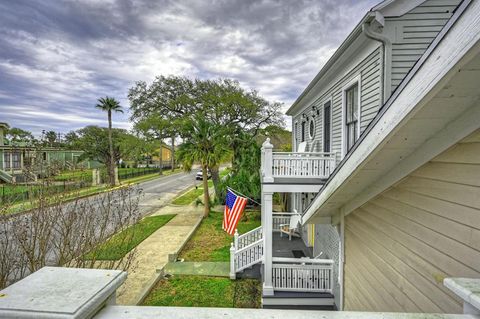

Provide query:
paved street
left=0, top=171, right=200, bottom=286
left=135, top=170, right=198, bottom=216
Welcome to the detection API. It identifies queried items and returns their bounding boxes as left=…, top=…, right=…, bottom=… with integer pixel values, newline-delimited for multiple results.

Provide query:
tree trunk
left=202, top=164, right=210, bottom=217
left=158, top=138, right=163, bottom=175
left=210, top=165, right=221, bottom=199
left=171, top=136, right=175, bottom=171
left=107, top=110, right=115, bottom=186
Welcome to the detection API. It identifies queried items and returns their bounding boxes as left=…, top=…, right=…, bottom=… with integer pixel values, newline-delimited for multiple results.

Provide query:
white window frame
left=341, top=75, right=362, bottom=158
left=308, top=117, right=315, bottom=140
left=321, top=97, right=333, bottom=153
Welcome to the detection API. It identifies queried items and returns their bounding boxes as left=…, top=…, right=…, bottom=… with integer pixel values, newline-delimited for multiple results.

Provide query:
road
left=0, top=171, right=199, bottom=287
left=136, top=171, right=198, bottom=216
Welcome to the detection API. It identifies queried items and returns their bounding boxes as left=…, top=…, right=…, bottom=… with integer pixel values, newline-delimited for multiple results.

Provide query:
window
left=323, top=101, right=331, bottom=153
left=345, top=83, right=359, bottom=152
left=4, top=151, right=21, bottom=169
left=12, top=152, right=21, bottom=169
left=3, top=152, right=9, bottom=169
left=309, top=119, right=315, bottom=139
left=301, top=121, right=306, bottom=142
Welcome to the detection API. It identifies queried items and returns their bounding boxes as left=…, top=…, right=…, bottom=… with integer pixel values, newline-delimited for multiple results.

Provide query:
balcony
left=261, top=139, right=336, bottom=190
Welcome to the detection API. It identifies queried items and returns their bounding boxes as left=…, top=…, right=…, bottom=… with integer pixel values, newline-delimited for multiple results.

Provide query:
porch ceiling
left=303, top=2, right=480, bottom=224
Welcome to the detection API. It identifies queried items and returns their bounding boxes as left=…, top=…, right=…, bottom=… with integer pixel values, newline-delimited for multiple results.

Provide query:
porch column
left=263, top=191, right=274, bottom=296
left=262, top=138, right=274, bottom=183
left=9, top=152, right=13, bottom=174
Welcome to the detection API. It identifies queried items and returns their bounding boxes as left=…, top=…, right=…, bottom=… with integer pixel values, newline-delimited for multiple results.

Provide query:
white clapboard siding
left=344, top=132, right=480, bottom=313
left=293, top=47, right=383, bottom=161
left=388, top=0, right=462, bottom=92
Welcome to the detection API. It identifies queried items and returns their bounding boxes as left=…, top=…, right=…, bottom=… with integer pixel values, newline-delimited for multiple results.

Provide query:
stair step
left=262, top=291, right=335, bottom=308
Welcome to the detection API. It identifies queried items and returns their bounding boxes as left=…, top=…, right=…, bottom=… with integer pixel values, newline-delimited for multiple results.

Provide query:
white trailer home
left=229, top=0, right=480, bottom=313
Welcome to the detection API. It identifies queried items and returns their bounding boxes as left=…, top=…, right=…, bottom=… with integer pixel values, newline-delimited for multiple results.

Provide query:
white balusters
left=272, top=213, right=294, bottom=232
left=269, top=152, right=336, bottom=179
left=234, top=239, right=263, bottom=273
left=271, top=257, right=334, bottom=293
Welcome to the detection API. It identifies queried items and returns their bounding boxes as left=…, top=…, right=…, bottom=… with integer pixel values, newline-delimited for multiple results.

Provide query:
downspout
left=338, top=211, right=345, bottom=310
left=362, top=11, right=392, bottom=103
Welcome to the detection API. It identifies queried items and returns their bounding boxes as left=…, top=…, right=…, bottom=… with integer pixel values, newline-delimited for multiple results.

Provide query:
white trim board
left=303, top=1, right=480, bottom=224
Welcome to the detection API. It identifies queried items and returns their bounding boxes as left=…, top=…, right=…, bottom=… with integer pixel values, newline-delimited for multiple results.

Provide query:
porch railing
left=231, top=239, right=263, bottom=277
left=272, top=212, right=294, bottom=232
left=261, top=139, right=336, bottom=182
left=272, top=257, right=334, bottom=293
left=272, top=152, right=336, bottom=179
left=230, top=226, right=264, bottom=278
left=235, top=226, right=263, bottom=250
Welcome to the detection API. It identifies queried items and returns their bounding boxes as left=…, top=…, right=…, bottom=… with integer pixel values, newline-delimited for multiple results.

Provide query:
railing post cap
left=234, top=229, right=239, bottom=235
left=262, top=138, right=273, bottom=149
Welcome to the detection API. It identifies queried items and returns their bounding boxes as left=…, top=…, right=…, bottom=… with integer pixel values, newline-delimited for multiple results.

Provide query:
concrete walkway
left=164, top=261, right=230, bottom=277
left=116, top=203, right=203, bottom=305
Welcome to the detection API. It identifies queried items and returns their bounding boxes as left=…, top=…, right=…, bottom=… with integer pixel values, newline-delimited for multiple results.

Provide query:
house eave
left=303, top=0, right=479, bottom=225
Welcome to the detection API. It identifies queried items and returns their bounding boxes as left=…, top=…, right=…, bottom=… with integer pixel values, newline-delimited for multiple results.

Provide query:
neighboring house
left=0, top=123, right=92, bottom=183
left=229, top=0, right=480, bottom=314
left=146, top=144, right=174, bottom=168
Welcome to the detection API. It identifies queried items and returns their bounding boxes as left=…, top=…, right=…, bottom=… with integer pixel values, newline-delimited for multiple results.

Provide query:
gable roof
left=286, top=0, right=431, bottom=116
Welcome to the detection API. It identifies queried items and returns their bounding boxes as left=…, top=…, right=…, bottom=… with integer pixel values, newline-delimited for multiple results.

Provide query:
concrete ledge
left=96, top=306, right=480, bottom=319
left=444, top=278, right=480, bottom=314
left=0, top=267, right=126, bottom=319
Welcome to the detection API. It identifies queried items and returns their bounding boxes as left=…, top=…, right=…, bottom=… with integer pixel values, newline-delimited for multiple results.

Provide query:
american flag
left=223, top=189, right=248, bottom=235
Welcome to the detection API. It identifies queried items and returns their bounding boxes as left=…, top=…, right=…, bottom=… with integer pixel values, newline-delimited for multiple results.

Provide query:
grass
left=142, top=275, right=261, bottom=308
left=172, top=187, right=204, bottom=205
left=0, top=184, right=32, bottom=195
left=54, top=169, right=92, bottom=181
left=87, top=214, right=176, bottom=260
left=179, top=210, right=261, bottom=262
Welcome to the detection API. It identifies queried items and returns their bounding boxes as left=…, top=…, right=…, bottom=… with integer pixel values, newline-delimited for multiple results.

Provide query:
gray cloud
left=0, top=0, right=379, bottom=135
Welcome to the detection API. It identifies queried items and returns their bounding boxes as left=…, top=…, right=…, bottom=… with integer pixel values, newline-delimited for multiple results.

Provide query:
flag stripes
left=223, top=189, right=248, bottom=235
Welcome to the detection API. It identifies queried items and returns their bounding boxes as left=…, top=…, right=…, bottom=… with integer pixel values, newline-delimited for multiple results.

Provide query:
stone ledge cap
left=0, top=267, right=127, bottom=319
left=444, top=277, right=480, bottom=311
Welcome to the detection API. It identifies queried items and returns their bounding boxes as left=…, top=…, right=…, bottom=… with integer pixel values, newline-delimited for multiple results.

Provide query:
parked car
left=195, top=169, right=211, bottom=180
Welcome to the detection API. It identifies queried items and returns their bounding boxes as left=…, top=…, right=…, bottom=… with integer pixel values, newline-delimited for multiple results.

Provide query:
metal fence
left=0, top=179, right=91, bottom=206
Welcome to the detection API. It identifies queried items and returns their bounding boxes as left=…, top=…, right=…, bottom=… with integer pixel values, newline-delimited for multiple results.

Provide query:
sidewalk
left=116, top=203, right=203, bottom=305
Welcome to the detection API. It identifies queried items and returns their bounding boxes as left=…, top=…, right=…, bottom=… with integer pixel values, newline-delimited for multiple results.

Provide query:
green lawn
left=172, top=187, right=204, bottom=205
left=0, top=184, right=32, bottom=195
left=179, top=210, right=261, bottom=262
left=142, top=275, right=261, bottom=308
left=143, top=209, right=262, bottom=308
left=87, top=214, right=176, bottom=260
left=54, top=169, right=92, bottom=181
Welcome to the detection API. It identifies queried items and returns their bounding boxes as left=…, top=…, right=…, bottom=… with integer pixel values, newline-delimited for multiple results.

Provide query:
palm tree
left=96, top=96, right=123, bottom=186
left=177, top=115, right=229, bottom=217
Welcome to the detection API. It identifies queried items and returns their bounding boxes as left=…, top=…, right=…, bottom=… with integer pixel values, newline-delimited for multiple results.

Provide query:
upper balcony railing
left=261, top=138, right=336, bottom=182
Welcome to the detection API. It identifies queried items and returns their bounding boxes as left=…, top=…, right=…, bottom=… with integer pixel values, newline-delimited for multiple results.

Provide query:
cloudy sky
left=0, top=0, right=379, bottom=135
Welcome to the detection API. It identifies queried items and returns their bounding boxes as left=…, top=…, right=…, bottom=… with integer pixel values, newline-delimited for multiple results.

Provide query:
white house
left=229, top=0, right=480, bottom=313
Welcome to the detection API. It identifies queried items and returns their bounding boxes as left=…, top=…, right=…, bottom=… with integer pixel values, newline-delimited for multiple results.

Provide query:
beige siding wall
left=344, top=129, right=480, bottom=313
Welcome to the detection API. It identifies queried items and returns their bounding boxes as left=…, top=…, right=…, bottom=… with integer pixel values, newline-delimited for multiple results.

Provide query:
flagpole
left=227, top=186, right=262, bottom=206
